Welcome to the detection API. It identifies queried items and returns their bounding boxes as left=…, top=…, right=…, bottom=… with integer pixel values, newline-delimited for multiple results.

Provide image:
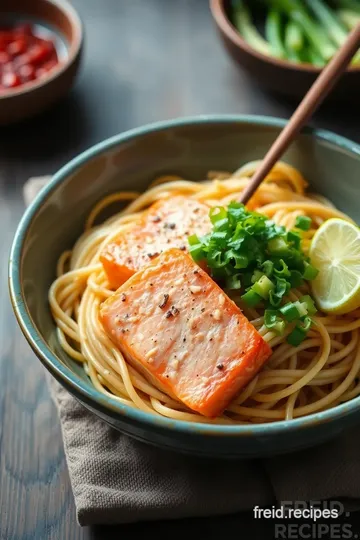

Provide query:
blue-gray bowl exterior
left=9, top=115, right=360, bottom=458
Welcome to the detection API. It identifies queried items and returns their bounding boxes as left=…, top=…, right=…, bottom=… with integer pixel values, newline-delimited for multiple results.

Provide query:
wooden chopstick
left=239, top=24, right=360, bottom=205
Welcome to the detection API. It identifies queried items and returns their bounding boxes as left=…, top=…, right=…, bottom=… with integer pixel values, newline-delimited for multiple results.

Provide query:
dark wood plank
left=0, top=1, right=359, bottom=539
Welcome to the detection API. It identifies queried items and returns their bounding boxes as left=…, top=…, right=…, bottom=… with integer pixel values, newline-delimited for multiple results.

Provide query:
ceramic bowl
left=210, top=0, right=360, bottom=102
left=0, top=0, right=83, bottom=125
left=9, top=115, right=360, bottom=458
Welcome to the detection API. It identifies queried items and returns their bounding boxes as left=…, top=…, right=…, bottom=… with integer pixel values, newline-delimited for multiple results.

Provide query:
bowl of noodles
left=9, top=115, right=360, bottom=458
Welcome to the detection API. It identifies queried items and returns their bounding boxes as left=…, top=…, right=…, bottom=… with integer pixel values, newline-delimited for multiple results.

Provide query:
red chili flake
left=121, top=293, right=126, bottom=302
left=216, top=364, right=224, bottom=370
left=147, top=252, right=160, bottom=259
left=151, top=216, right=161, bottom=223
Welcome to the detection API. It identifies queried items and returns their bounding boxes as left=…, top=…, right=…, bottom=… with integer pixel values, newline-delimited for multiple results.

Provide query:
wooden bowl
left=210, top=0, right=360, bottom=102
left=0, top=0, right=83, bottom=125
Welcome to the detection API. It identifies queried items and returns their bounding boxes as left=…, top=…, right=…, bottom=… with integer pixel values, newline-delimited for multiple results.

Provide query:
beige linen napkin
left=24, top=176, right=360, bottom=526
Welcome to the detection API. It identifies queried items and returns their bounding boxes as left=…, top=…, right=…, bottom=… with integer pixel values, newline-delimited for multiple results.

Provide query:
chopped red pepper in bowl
left=0, top=22, right=60, bottom=92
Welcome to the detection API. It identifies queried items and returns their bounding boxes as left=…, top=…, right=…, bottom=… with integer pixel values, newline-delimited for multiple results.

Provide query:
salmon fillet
left=100, top=195, right=211, bottom=288
left=100, top=248, right=272, bottom=417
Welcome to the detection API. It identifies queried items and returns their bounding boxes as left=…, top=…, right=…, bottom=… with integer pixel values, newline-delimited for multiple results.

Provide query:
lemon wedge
left=309, top=218, right=360, bottom=315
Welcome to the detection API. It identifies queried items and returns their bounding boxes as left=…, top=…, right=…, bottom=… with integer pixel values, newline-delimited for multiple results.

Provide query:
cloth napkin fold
left=25, top=176, right=360, bottom=527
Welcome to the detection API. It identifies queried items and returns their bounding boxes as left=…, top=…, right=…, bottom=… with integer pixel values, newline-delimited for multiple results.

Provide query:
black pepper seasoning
left=171, top=306, right=179, bottom=316
left=159, top=293, right=169, bottom=309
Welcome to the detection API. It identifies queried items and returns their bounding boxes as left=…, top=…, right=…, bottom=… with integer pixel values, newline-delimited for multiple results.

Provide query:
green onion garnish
left=287, top=325, right=307, bottom=346
left=303, top=261, right=319, bottom=280
left=188, top=202, right=319, bottom=345
left=300, top=295, right=317, bottom=316
left=279, top=302, right=301, bottom=322
left=287, top=316, right=313, bottom=346
left=295, top=215, right=312, bottom=231
left=252, top=275, right=275, bottom=300
left=241, top=289, right=262, bottom=307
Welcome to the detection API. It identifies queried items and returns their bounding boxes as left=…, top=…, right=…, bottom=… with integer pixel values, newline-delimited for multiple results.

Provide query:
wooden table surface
left=1, top=1, right=360, bottom=538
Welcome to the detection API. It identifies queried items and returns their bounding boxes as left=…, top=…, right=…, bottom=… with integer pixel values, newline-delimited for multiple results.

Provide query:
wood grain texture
left=0, top=0, right=360, bottom=538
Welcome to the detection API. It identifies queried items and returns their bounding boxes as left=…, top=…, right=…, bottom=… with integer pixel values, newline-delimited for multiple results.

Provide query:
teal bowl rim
left=9, top=114, right=360, bottom=437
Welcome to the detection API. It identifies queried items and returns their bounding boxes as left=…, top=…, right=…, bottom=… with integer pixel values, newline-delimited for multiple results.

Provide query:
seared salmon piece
left=100, top=196, right=211, bottom=288
left=100, top=248, right=272, bottom=417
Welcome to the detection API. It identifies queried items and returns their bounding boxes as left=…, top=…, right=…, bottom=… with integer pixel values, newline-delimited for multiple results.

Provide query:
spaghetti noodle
left=49, top=161, right=360, bottom=424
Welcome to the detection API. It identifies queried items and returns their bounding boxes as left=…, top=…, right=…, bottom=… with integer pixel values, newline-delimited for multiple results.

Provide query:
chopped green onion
left=273, top=258, right=291, bottom=278
left=187, top=200, right=319, bottom=346
left=262, top=260, right=274, bottom=277
left=226, top=250, right=248, bottom=269
left=241, top=289, right=262, bottom=307
left=274, top=320, right=286, bottom=335
left=289, top=270, right=303, bottom=288
left=287, top=325, right=307, bottom=346
left=264, top=309, right=286, bottom=335
left=252, top=275, right=275, bottom=299
left=207, top=249, right=226, bottom=268
left=295, top=215, right=312, bottom=231
left=302, top=315, right=313, bottom=332
left=293, top=300, right=308, bottom=318
left=188, top=238, right=204, bottom=262
left=279, top=302, right=301, bottom=322
left=268, top=237, right=289, bottom=255
left=264, top=309, right=280, bottom=328
left=300, top=295, right=317, bottom=316
left=213, top=218, right=229, bottom=231
left=188, top=234, right=200, bottom=246
left=303, top=261, right=319, bottom=280
left=251, top=269, right=264, bottom=284
left=209, top=206, right=227, bottom=224
left=287, top=316, right=313, bottom=346
left=211, top=231, right=229, bottom=247
left=287, top=230, right=301, bottom=249
left=268, top=277, right=290, bottom=307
